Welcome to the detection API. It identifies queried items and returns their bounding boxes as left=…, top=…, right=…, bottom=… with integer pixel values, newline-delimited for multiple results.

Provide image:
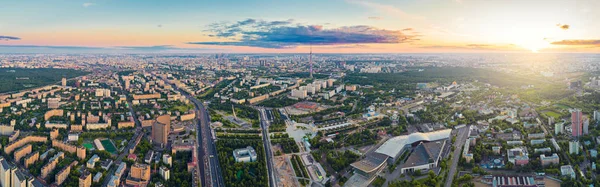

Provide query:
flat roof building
left=233, top=146, right=257, bottom=163
left=375, top=129, right=451, bottom=163
left=400, top=140, right=446, bottom=174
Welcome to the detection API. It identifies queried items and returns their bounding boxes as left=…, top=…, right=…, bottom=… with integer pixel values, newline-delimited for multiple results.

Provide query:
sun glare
left=518, top=39, right=550, bottom=53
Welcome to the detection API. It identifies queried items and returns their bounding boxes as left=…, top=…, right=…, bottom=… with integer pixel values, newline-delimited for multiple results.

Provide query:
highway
left=171, top=81, right=224, bottom=187
left=444, top=125, right=470, bottom=187
left=259, top=108, right=277, bottom=187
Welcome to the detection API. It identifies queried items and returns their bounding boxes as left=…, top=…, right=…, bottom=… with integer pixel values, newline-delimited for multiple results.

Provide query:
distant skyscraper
left=571, top=109, right=583, bottom=137
left=152, top=115, right=170, bottom=147
left=309, top=46, right=313, bottom=79
left=61, top=77, right=67, bottom=87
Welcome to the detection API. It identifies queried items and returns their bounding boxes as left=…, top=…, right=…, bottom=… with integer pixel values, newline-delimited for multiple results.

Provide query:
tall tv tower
left=309, top=45, right=313, bottom=79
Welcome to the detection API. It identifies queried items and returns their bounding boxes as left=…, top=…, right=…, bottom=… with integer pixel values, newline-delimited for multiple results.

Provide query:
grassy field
left=553, top=104, right=572, bottom=110
left=82, top=143, right=94, bottom=150
left=0, top=68, right=88, bottom=93
left=101, top=139, right=117, bottom=154
left=543, top=111, right=563, bottom=119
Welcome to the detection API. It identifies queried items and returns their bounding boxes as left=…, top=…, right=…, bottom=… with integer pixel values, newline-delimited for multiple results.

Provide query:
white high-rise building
left=13, top=169, right=27, bottom=187
left=0, top=157, right=12, bottom=187
left=569, top=141, right=580, bottom=155
left=584, top=118, right=590, bottom=135
left=555, top=122, right=564, bottom=135
left=594, top=110, right=600, bottom=122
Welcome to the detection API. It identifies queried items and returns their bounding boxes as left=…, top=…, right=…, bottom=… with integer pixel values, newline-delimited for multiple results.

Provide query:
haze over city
left=1, top=0, right=600, bottom=53
left=0, top=1, right=600, bottom=187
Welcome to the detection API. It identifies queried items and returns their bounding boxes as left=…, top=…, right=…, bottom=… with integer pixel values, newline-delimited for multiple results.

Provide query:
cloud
left=465, top=44, right=491, bottom=48
left=556, top=24, right=569, bottom=30
left=191, top=19, right=418, bottom=48
left=0, top=36, right=20, bottom=41
left=330, top=44, right=372, bottom=49
left=82, top=3, right=96, bottom=7
left=157, top=24, right=163, bottom=28
left=0, top=45, right=225, bottom=54
left=206, top=18, right=294, bottom=38
left=116, top=45, right=180, bottom=51
left=419, top=43, right=519, bottom=51
left=551, top=40, right=600, bottom=45
left=368, top=16, right=383, bottom=20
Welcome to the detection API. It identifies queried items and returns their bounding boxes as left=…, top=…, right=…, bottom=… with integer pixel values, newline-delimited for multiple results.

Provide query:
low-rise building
left=561, top=165, right=576, bottom=179
left=233, top=146, right=257, bottom=163
left=540, top=153, right=560, bottom=166
left=507, top=148, right=529, bottom=166
left=100, top=159, right=113, bottom=170
left=93, top=172, right=103, bottom=183
left=87, top=154, right=100, bottom=168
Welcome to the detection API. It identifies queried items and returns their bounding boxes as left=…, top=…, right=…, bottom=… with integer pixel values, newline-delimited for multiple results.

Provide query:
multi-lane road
left=172, top=82, right=224, bottom=187
left=444, top=125, right=470, bottom=187
left=258, top=108, right=277, bottom=187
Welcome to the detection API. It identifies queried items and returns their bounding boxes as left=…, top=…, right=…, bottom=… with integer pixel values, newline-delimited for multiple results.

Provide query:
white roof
left=376, top=129, right=452, bottom=158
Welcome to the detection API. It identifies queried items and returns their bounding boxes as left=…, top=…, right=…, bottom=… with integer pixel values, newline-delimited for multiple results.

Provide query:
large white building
left=0, top=157, right=13, bottom=187
left=555, top=122, right=564, bottom=135
left=561, top=165, right=576, bottom=179
left=13, top=169, right=28, bottom=187
left=374, top=129, right=451, bottom=163
left=540, top=153, right=560, bottom=166
left=233, top=146, right=257, bottom=163
left=569, top=140, right=580, bottom=155
left=399, top=140, right=446, bottom=174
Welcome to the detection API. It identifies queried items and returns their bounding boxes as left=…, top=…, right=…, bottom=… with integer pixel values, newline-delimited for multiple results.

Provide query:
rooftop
left=375, top=129, right=451, bottom=158
left=350, top=152, right=388, bottom=173
left=401, top=140, right=446, bottom=168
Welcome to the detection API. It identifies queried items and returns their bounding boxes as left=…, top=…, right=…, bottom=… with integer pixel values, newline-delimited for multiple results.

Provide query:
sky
left=1, top=0, right=599, bottom=53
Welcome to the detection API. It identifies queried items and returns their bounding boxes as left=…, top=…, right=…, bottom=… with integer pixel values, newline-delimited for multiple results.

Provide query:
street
left=259, top=108, right=277, bottom=187
left=174, top=82, right=225, bottom=187
left=444, top=125, right=470, bottom=187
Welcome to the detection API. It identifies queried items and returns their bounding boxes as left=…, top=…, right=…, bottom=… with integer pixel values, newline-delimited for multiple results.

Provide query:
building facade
left=152, top=115, right=171, bottom=146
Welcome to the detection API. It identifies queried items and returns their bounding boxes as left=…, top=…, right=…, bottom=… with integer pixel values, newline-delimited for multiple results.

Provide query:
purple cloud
left=0, top=36, right=20, bottom=41
left=190, top=19, right=417, bottom=48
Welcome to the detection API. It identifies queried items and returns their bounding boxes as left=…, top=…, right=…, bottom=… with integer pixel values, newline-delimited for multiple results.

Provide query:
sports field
left=83, top=143, right=94, bottom=150
left=101, top=139, right=117, bottom=154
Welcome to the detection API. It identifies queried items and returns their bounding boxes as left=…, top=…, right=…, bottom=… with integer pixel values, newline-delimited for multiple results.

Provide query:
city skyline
left=1, top=0, right=600, bottom=53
